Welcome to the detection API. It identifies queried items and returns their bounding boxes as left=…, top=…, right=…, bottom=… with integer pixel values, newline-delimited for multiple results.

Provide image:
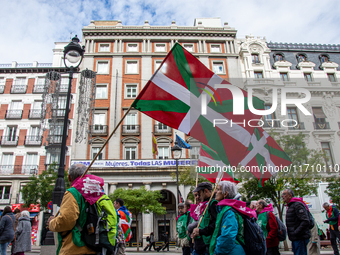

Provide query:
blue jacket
left=214, top=207, right=245, bottom=255
left=0, top=212, right=15, bottom=243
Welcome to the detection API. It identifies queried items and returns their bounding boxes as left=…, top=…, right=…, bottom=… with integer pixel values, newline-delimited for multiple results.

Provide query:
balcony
left=0, top=165, right=21, bottom=174
left=288, top=122, right=305, bottom=130
left=90, top=125, right=108, bottom=136
left=263, top=120, right=281, bottom=128
left=51, top=109, right=66, bottom=118
left=154, top=125, right=172, bottom=135
left=122, top=125, right=140, bottom=136
left=29, top=109, right=43, bottom=119
left=313, top=122, right=330, bottom=130
left=33, top=84, right=45, bottom=93
left=22, top=165, right=39, bottom=175
left=5, top=110, right=23, bottom=119
left=11, top=85, right=27, bottom=93
left=25, top=136, right=42, bottom=146
left=48, top=135, right=63, bottom=144
left=0, top=85, right=4, bottom=93
left=0, top=136, right=19, bottom=146
left=59, top=84, right=68, bottom=93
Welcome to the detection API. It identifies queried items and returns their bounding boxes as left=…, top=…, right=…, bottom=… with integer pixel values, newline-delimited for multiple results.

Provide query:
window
left=126, top=60, right=138, bottom=74
left=6, top=126, right=17, bottom=141
left=92, top=147, right=103, bottom=160
left=320, top=55, right=329, bottom=63
left=287, top=107, right=298, bottom=122
left=275, top=54, right=284, bottom=61
left=49, top=122, right=63, bottom=143
left=93, top=113, right=106, bottom=132
left=158, top=146, right=170, bottom=159
left=154, top=60, right=163, bottom=72
left=97, top=61, right=109, bottom=74
left=127, top=43, right=138, bottom=52
left=126, top=113, right=137, bottom=130
left=24, top=153, right=38, bottom=174
left=210, top=44, right=221, bottom=53
left=46, top=149, right=60, bottom=165
left=183, top=44, right=194, bottom=52
left=304, top=73, right=313, bottom=82
left=36, top=77, right=45, bottom=85
left=298, top=54, right=306, bottom=62
left=125, top=147, right=136, bottom=160
left=312, top=107, right=326, bottom=123
left=0, top=186, right=11, bottom=201
left=10, top=101, right=23, bottom=110
left=14, top=77, right=26, bottom=85
left=254, top=71, right=263, bottom=79
left=0, top=77, right=5, bottom=85
left=280, top=73, right=289, bottom=81
left=30, top=126, right=40, bottom=136
left=95, top=84, right=108, bottom=99
left=212, top=61, right=225, bottom=74
left=262, top=105, right=279, bottom=127
left=1, top=154, right=14, bottom=167
left=327, top=73, right=336, bottom=82
left=190, top=146, right=200, bottom=159
left=321, top=142, right=334, bottom=167
left=252, top=54, right=260, bottom=64
left=155, top=44, right=166, bottom=52
left=99, top=44, right=110, bottom=52
left=125, top=84, right=137, bottom=98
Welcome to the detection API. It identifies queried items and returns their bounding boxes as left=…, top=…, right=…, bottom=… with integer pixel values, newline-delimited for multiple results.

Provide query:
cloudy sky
left=1, top=0, right=339, bottom=64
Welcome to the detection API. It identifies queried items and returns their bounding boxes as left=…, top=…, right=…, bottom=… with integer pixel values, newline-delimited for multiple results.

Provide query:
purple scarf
left=259, top=203, right=274, bottom=214
left=72, top=174, right=104, bottom=205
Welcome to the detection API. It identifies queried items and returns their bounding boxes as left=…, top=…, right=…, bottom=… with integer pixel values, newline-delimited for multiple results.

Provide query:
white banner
left=71, top=159, right=198, bottom=168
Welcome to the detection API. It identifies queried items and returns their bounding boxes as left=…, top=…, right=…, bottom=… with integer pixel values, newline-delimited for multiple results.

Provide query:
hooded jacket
left=13, top=216, right=31, bottom=253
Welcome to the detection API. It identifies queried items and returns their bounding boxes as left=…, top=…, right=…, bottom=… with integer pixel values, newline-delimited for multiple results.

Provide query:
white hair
left=219, top=181, right=238, bottom=199
left=323, top=202, right=330, bottom=207
left=21, top=210, right=30, bottom=218
left=69, top=164, right=87, bottom=181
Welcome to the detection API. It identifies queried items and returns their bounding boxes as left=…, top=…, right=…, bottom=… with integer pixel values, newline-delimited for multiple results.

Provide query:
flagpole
left=81, top=105, right=133, bottom=178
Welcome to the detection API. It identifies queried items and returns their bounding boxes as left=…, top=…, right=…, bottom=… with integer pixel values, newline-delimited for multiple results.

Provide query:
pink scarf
left=289, top=197, right=309, bottom=211
left=72, top=174, right=104, bottom=205
left=218, top=199, right=257, bottom=219
left=259, top=203, right=274, bottom=214
left=190, top=202, right=208, bottom=221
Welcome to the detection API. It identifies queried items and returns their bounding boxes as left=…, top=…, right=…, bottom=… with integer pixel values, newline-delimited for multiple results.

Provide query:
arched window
left=275, top=54, right=284, bottom=61
left=251, top=54, right=260, bottom=64
left=297, top=54, right=307, bottom=62
left=320, top=55, right=329, bottom=63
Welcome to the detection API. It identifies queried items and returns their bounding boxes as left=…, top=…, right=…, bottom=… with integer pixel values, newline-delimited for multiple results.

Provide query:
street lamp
left=171, top=141, right=182, bottom=215
left=52, top=35, right=85, bottom=207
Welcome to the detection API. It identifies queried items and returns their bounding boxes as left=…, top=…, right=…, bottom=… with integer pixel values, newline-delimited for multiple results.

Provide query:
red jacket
left=266, top=212, right=279, bottom=248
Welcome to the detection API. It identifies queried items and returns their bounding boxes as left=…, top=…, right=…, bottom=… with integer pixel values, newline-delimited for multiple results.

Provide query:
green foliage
left=21, top=164, right=70, bottom=210
left=239, top=132, right=325, bottom=220
left=325, top=177, right=340, bottom=207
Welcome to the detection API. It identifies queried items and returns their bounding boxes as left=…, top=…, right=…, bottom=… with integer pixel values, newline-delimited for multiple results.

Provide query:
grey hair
left=219, top=181, right=238, bottom=199
left=69, top=164, right=87, bottom=181
left=21, top=210, right=30, bottom=218
left=258, top=200, right=268, bottom=208
left=285, top=188, right=294, bottom=197
left=323, top=202, right=330, bottom=207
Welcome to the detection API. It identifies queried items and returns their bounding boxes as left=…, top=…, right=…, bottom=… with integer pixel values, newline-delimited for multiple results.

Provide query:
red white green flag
left=132, top=43, right=264, bottom=167
left=240, top=127, right=292, bottom=187
left=197, top=144, right=239, bottom=184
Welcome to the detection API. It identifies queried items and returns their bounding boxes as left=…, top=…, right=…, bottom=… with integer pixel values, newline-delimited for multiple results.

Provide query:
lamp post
left=52, top=35, right=85, bottom=207
left=171, top=141, right=182, bottom=215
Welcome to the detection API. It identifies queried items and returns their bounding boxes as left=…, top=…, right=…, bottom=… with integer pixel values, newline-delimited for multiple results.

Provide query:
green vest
left=57, top=187, right=87, bottom=255
left=209, top=206, right=244, bottom=255
left=177, top=213, right=188, bottom=239
left=198, top=200, right=217, bottom=245
left=257, top=212, right=269, bottom=239
left=326, top=206, right=338, bottom=226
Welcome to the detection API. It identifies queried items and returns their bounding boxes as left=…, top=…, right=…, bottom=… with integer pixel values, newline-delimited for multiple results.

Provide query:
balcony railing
left=288, top=122, right=305, bottom=130
left=22, top=165, right=39, bottom=175
left=263, top=120, right=281, bottom=128
left=25, top=136, right=42, bottom=146
left=154, top=125, right=172, bottom=135
left=122, top=125, right=140, bottom=135
left=51, top=109, right=66, bottom=118
left=48, top=135, right=63, bottom=144
left=0, top=85, right=4, bottom=93
left=29, top=109, right=43, bottom=119
left=33, top=84, right=45, bottom=93
left=313, top=122, right=330, bottom=130
left=11, top=85, right=27, bottom=93
left=5, top=110, right=23, bottom=119
left=60, top=84, right=68, bottom=93
left=0, top=136, right=19, bottom=146
left=90, top=125, right=108, bottom=136
left=0, top=165, right=21, bottom=174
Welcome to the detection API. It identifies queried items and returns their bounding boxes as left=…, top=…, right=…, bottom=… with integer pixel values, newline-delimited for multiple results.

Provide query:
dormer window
left=320, top=55, right=329, bottom=63
left=297, top=54, right=306, bottom=62
left=252, top=54, right=260, bottom=64
left=275, top=54, right=284, bottom=61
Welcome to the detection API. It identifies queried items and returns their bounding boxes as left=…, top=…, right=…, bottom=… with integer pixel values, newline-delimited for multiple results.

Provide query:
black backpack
left=231, top=209, right=267, bottom=255
left=296, top=202, right=315, bottom=229
left=266, top=212, right=287, bottom=241
left=146, top=236, right=150, bottom=242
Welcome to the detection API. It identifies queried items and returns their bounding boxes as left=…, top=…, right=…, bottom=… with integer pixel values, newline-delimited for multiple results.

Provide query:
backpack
left=296, top=202, right=314, bottom=229
left=81, top=194, right=118, bottom=254
left=146, top=236, right=150, bottom=242
left=266, top=212, right=287, bottom=241
left=231, top=209, right=267, bottom=255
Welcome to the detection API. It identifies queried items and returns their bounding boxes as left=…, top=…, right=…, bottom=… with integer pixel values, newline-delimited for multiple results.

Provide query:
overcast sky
left=1, top=0, right=339, bottom=64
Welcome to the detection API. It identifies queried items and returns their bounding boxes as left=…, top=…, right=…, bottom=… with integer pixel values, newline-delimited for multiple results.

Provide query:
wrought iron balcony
left=59, top=84, right=68, bottom=93
left=122, top=125, right=140, bottom=135
left=25, top=136, right=42, bottom=146
left=0, top=165, right=21, bottom=174
left=5, top=110, right=23, bottom=119
left=33, top=84, right=45, bottom=93
left=11, top=85, right=27, bottom=93
left=51, top=109, right=66, bottom=118
left=0, top=85, right=4, bottom=93
left=90, top=125, right=108, bottom=136
left=313, top=122, right=330, bottom=130
left=22, top=165, right=39, bottom=175
left=48, top=135, right=63, bottom=144
left=288, top=122, right=305, bottom=130
left=154, top=125, right=172, bottom=135
left=29, top=109, right=43, bottom=119
left=262, top=120, right=281, bottom=128
left=0, top=136, right=19, bottom=146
